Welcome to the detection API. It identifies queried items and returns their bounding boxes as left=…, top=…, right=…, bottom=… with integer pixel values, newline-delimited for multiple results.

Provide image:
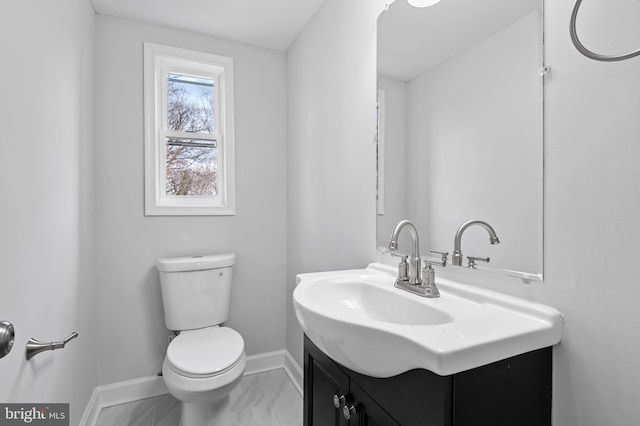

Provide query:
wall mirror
left=377, top=0, right=544, bottom=279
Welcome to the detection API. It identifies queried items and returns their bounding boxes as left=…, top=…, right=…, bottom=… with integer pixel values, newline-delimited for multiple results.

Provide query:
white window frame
left=144, top=43, right=236, bottom=216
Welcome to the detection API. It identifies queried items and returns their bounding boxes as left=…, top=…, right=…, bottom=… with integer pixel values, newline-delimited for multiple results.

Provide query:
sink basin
left=307, top=279, right=454, bottom=325
left=293, top=263, right=563, bottom=377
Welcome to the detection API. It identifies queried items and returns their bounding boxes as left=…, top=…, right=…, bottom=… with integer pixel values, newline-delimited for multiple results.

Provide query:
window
left=144, top=43, right=235, bottom=215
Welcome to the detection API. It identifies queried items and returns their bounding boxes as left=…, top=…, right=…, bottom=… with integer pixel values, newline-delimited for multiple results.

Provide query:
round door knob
left=343, top=404, right=357, bottom=420
left=0, top=321, right=15, bottom=359
left=333, top=394, right=345, bottom=408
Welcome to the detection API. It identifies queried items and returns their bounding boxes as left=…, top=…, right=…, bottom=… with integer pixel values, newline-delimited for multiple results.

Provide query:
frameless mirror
left=377, top=0, right=544, bottom=278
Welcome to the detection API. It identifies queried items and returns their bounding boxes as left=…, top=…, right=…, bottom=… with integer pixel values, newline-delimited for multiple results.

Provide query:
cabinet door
left=453, top=347, right=552, bottom=426
left=304, top=337, right=350, bottom=426
left=349, top=380, right=401, bottom=426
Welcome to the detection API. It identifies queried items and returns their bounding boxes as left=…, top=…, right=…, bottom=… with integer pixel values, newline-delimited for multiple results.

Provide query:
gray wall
left=287, top=0, right=640, bottom=424
left=93, top=15, right=288, bottom=385
left=2, top=1, right=639, bottom=424
left=0, top=0, right=96, bottom=423
left=286, top=0, right=386, bottom=369
left=541, top=0, right=640, bottom=423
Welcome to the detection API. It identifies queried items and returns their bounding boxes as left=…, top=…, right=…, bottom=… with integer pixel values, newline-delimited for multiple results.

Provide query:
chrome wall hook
left=25, top=332, right=78, bottom=361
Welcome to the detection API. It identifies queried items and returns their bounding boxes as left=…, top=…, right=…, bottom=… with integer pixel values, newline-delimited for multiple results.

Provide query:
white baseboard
left=80, top=350, right=303, bottom=426
left=79, top=376, right=167, bottom=426
left=243, top=349, right=303, bottom=395
left=284, top=350, right=304, bottom=396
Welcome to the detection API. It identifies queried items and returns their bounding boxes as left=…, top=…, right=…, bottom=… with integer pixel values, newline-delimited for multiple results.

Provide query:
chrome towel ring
left=570, top=0, right=640, bottom=62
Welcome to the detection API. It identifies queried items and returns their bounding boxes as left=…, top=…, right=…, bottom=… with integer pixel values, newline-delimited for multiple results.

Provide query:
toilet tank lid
left=157, top=253, right=235, bottom=272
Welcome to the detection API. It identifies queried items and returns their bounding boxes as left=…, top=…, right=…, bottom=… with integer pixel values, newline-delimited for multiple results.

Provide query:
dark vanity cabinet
left=304, top=335, right=552, bottom=426
left=304, top=338, right=400, bottom=426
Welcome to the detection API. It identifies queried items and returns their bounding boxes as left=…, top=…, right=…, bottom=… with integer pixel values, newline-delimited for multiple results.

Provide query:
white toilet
left=157, top=253, right=246, bottom=426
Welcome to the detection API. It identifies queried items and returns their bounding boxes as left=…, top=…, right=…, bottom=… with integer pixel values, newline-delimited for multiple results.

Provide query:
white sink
left=306, top=278, right=455, bottom=325
left=293, top=263, right=563, bottom=377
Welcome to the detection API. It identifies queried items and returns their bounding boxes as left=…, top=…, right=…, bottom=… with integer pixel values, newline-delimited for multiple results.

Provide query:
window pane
left=167, top=73, right=214, bottom=134
left=166, top=137, right=217, bottom=196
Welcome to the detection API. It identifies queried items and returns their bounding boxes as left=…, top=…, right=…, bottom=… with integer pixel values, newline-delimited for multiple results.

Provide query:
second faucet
left=451, top=219, right=500, bottom=267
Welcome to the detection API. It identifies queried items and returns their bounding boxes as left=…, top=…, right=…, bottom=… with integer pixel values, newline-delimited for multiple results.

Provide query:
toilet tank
left=157, top=253, right=235, bottom=331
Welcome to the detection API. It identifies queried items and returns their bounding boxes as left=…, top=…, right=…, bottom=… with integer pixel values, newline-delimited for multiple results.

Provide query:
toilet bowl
left=156, top=254, right=246, bottom=426
left=162, top=327, right=246, bottom=425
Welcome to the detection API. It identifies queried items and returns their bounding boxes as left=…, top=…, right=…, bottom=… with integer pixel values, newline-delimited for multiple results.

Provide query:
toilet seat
left=167, top=327, right=244, bottom=379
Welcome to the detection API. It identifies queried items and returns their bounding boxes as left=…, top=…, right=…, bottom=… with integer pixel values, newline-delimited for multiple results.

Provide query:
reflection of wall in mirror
left=377, top=82, right=413, bottom=253
left=379, top=12, right=542, bottom=274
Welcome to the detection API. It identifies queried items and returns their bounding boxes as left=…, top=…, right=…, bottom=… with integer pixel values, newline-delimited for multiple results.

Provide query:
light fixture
left=407, top=0, right=441, bottom=7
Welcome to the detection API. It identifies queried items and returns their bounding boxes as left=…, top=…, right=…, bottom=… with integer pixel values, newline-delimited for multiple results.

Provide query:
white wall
left=93, top=16, right=288, bottom=385
left=285, top=0, right=387, bottom=366
left=0, top=0, right=96, bottom=423
left=541, top=0, right=640, bottom=424
left=2, top=1, right=638, bottom=423
left=288, top=0, right=640, bottom=424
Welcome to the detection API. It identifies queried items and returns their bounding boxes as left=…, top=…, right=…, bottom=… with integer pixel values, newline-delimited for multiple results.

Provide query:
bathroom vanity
left=304, top=336, right=552, bottom=426
left=293, top=264, right=563, bottom=426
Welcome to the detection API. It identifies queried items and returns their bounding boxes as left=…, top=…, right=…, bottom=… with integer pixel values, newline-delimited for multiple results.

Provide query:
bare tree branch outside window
left=165, top=74, right=218, bottom=196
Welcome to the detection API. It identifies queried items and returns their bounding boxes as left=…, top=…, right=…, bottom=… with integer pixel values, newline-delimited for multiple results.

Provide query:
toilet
left=157, top=253, right=246, bottom=426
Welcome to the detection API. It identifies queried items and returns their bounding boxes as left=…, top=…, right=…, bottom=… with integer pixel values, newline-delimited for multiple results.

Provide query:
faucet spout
left=387, top=220, right=422, bottom=284
left=388, top=219, right=420, bottom=255
left=452, top=220, right=500, bottom=266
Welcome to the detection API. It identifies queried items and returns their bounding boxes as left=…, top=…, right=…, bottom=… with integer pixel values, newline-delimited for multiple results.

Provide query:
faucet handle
left=389, top=251, right=409, bottom=259
left=467, top=256, right=490, bottom=269
left=422, top=250, right=448, bottom=267
left=395, top=254, right=409, bottom=281
left=384, top=249, right=410, bottom=281
left=430, top=250, right=449, bottom=261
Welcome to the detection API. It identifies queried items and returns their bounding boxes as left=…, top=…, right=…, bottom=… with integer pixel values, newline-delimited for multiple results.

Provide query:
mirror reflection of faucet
left=451, top=220, right=500, bottom=268
left=467, top=256, right=490, bottom=269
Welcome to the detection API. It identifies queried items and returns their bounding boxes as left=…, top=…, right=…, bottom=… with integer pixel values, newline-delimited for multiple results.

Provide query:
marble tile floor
left=96, top=368, right=302, bottom=426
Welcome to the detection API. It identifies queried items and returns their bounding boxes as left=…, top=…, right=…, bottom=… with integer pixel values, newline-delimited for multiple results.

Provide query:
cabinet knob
left=343, top=404, right=357, bottom=420
left=333, top=394, right=345, bottom=409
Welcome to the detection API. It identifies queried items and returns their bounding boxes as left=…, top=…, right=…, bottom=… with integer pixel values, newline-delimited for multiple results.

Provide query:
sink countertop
left=293, top=263, right=564, bottom=377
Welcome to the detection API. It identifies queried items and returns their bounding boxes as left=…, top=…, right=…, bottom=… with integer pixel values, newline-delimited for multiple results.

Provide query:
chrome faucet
left=387, top=220, right=446, bottom=298
left=451, top=220, right=500, bottom=267
left=387, top=220, right=422, bottom=285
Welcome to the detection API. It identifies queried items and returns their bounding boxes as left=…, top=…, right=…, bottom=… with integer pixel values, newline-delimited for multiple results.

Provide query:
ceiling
left=89, top=0, right=540, bottom=77
left=378, top=0, right=540, bottom=81
left=89, top=0, right=326, bottom=52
